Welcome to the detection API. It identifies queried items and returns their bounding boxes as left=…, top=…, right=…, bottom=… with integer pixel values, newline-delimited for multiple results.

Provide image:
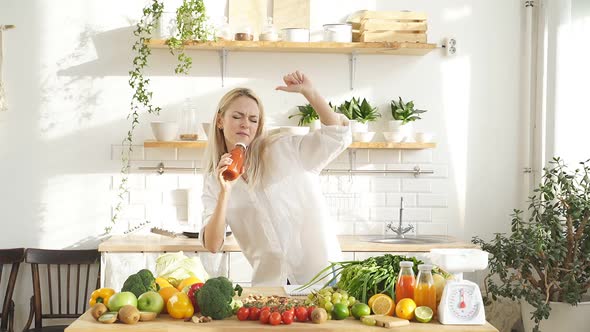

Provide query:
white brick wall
left=111, top=146, right=448, bottom=236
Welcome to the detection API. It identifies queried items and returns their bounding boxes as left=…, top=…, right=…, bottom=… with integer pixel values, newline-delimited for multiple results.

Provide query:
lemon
left=368, top=293, right=386, bottom=308
left=415, top=306, right=433, bottom=323
left=371, top=294, right=395, bottom=316
left=395, top=298, right=417, bottom=320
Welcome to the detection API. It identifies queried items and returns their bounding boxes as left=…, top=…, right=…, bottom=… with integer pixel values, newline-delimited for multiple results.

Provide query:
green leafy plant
left=390, top=97, right=427, bottom=124
left=110, top=0, right=213, bottom=234
left=167, top=0, right=215, bottom=74
left=333, top=97, right=380, bottom=123
left=288, top=104, right=319, bottom=126
left=473, top=157, right=590, bottom=332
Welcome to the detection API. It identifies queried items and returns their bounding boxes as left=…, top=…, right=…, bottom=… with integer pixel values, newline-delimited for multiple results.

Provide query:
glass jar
left=223, top=143, right=247, bottom=181
left=215, top=16, right=232, bottom=41
left=178, top=98, right=199, bottom=141
left=234, top=25, right=253, bottom=41
left=395, top=261, right=416, bottom=302
left=259, top=17, right=279, bottom=41
left=414, top=264, right=437, bottom=315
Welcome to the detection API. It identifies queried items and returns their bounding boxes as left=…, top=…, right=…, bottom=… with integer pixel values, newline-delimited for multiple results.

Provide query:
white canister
left=323, top=24, right=352, bottom=42
left=282, top=28, right=310, bottom=42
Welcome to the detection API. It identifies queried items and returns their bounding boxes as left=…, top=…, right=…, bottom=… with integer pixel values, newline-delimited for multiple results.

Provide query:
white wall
left=0, top=0, right=523, bottom=329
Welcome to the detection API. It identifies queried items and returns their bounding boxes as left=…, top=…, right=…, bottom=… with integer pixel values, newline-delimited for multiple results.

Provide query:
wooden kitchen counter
left=65, top=287, right=498, bottom=332
left=98, top=235, right=477, bottom=253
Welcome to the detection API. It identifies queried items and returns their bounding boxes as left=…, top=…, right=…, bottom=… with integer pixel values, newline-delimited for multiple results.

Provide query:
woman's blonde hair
left=205, top=88, right=272, bottom=189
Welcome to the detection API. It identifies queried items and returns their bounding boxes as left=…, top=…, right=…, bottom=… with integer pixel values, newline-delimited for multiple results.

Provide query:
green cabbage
left=155, top=251, right=209, bottom=281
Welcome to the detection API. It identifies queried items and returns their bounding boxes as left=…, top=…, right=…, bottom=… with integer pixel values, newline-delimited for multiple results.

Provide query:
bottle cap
left=418, top=264, right=433, bottom=271
left=399, top=261, right=414, bottom=268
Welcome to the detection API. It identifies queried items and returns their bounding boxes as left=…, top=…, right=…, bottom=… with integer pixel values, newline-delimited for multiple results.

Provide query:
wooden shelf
left=147, top=39, right=437, bottom=56
left=144, top=140, right=435, bottom=150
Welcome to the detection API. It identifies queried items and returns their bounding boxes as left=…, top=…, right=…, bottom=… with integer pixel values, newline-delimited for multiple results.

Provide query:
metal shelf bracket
left=349, top=51, right=357, bottom=90
left=219, top=48, right=228, bottom=87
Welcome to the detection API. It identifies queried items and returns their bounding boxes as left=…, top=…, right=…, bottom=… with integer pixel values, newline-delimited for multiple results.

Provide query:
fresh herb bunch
left=473, top=157, right=590, bottom=332
left=390, top=97, right=427, bottom=124
left=167, top=0, right=215, bottom=74
left=299, top=254, right=423, bottom=304
left=288, top=104, right=319, bottom=126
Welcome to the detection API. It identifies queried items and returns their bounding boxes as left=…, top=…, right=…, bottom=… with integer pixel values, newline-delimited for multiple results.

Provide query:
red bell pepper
left=187, top=282, right=204, bottom=312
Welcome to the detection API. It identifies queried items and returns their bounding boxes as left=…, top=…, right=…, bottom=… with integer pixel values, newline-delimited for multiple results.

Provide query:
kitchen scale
left=429, top=248, right=489, bottom=325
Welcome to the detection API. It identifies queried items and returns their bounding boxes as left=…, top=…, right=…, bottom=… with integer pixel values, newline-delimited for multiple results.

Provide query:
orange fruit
left=176, top=276, right=202, bottom=291
left=368, top=293, right=386, bottom=308
left=159, top=287, right=179, bottom=313
left=395, top=298, right=417, bottom=320
left=371, top=294, right=395, bottom=316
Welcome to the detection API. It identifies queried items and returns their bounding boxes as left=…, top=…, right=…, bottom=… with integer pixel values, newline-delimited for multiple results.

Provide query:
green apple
left=107, top=291, right=138, bottom=311
left=137, top=291, right=164, bottom=314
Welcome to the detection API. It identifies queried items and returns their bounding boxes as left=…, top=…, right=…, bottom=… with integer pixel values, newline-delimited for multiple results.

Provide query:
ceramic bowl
left=383, top=131, right=406, bottom=142
left=151, top=121, right=179, bottom=141
left=280, top=126, right=310, bottom=135
left=353, top=131, right=375, bottom=142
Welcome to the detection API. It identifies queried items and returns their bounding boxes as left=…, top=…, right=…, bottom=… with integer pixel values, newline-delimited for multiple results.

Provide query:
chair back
left=24, top=249, right=100, bottom=329
left=0, top=248, right=25, bottom=332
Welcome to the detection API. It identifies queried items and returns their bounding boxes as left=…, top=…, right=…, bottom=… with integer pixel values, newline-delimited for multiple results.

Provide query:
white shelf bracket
left=349, top=51, right=358, bottom=90
left=219, top=48, right=228, bottom=87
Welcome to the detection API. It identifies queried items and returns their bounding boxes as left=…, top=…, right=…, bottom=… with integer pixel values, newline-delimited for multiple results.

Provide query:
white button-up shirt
left=201, top=117, right=351, bottom=286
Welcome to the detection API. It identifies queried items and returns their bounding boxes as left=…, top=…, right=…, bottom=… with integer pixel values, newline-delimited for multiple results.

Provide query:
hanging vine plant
left=109, top=0, right=214, bottom=234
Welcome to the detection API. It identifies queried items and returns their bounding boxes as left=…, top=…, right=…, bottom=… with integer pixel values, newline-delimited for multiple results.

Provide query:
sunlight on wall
left=441, top=5, right=472, bottom=21
left=39, top=174, right=111, bottom=248
left=441, top=56, right=471, bottom=230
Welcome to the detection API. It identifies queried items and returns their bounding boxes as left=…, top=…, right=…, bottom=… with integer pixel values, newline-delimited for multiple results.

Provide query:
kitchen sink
left=366, top=235, right=455, bottom=245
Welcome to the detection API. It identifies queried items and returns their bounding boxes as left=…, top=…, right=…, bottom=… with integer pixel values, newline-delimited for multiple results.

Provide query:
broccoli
left=121, top=269, right=159, bottom=298
left=196, top=276, right=243, bottom=320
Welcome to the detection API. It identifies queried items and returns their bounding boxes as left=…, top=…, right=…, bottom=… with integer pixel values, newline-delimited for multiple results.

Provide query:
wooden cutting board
left=364, top=315, right=410, bottom=328
left=229, top=0, right=267, bottom=40
left=273, top=0, right=310, bottom=30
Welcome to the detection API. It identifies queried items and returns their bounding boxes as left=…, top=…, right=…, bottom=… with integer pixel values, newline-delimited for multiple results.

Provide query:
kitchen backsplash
left=111, top=144, right=448, bottom=236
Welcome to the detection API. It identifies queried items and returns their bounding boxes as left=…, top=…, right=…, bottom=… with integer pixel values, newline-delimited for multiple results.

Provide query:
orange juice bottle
left=414, top=264, right=437, bottom=315
left=395, top=261, right=416, bottom=302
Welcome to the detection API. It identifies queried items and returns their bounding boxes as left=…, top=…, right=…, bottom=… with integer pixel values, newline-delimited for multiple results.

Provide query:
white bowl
left=280, top=126, right=310, bottom=135
left=414, top=132, right=434, bottom=143
left=383, top=131, right=406, bottom=143
left=151, top=121, right=179, bottom=141
left=353, top=131, right=375, bottom=142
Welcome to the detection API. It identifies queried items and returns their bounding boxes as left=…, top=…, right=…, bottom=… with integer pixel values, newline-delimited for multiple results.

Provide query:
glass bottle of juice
left=414, top=264, right=437, bottom=315
left=395, top=261, right=416, bottom=302
left=222, top=143, right=247, bottom=181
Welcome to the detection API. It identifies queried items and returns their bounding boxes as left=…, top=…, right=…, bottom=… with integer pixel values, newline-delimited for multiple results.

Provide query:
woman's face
left=218, top=95, right=260, bottom=149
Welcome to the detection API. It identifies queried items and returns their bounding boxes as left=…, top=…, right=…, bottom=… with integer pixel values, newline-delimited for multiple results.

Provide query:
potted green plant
left=389, top=97, right=427, bottom=141
left=333, top=97, right=380, bottom=135
left=473, top=157, right=590, bottom=332
left=288, top=103, right=320, bottom=130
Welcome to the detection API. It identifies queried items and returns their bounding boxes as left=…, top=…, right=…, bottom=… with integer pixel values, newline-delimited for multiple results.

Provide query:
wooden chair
left=0, top=248, right=25, bottom=332
left=22, top=249, right=101, bottom=332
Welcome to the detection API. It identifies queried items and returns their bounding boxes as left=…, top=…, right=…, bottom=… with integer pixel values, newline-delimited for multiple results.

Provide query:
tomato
left=260, top=306, right=270, bottom=312
left=295, top=306, right=308, bottom=322
left=249, top=307, right=261, bottom=320
left=269, top=312, right=282, bottom=325
left=282, top=311, right=294, bottom=325
left=237, top=307, right=250, bottom=321
left=307, top=306, right=316, bottom=320
left=166, top=292, right=194, bottom=319
left=260, top=309, right=271, bottom=324
left=284, top=307, right=294, bottom=315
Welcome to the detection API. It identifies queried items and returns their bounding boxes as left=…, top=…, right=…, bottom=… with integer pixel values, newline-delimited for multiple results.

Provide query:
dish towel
left=0, top=25, right=6, bottom=112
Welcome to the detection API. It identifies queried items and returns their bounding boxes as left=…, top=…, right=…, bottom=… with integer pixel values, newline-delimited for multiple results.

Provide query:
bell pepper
left=167, top=292, right=194, bottom=319
left=88, top=288, right=115, bottom=307
left=187, top=282, right=204, bottom=312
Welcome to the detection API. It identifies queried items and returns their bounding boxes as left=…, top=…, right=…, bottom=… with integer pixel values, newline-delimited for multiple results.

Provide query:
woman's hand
left=216, top=153, right=239, bottom=192
left=275, top=70, right=313, bottom=96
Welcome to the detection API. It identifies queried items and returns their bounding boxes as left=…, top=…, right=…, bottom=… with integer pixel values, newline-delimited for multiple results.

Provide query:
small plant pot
left=388, top=120, right=414, bottom=141
left=309, top=119, right=322, bottom=131
left=350, top=120, right=369, bottom=133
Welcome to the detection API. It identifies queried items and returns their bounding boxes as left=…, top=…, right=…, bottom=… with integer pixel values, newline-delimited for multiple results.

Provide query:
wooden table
left=65, top=287, right=498, bottom=332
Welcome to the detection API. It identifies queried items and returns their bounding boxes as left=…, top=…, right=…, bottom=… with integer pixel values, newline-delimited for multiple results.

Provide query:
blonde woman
left=201, top=71, right=352, bottom=286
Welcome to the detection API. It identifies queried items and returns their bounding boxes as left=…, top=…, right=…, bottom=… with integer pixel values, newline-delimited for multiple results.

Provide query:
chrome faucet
left=386, top=197, right=414, bottom=238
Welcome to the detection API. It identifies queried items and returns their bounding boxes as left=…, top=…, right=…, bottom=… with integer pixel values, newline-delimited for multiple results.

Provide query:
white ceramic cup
left=414, top=132, right=434, bottom=143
